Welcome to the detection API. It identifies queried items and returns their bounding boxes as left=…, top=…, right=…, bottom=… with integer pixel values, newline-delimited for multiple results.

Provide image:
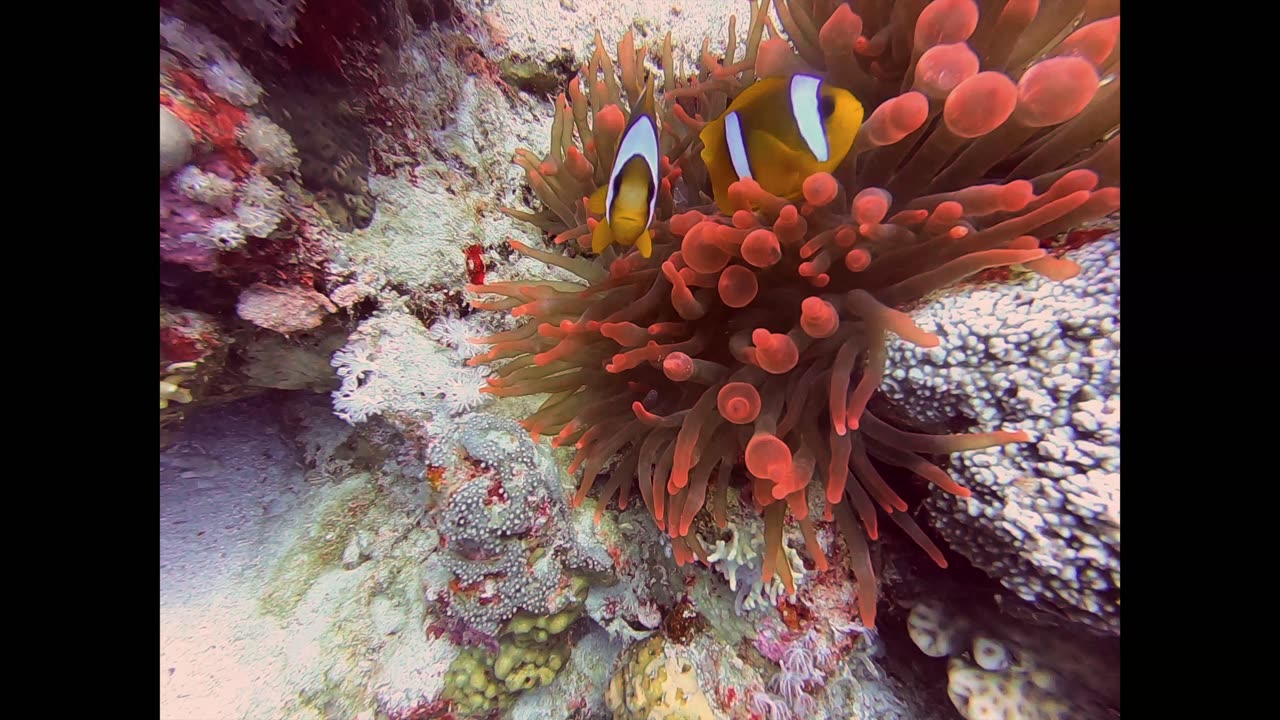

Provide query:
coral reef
left=509, top=627, right=623, bottom=720
left=159, top=8, right=302, bottom=274
left=158, top=2, right=1123, bottom=719
left=581, top=504, right=683, bottom=644
left=222, top=0, right=306, bottom=47
left=886, top=233, right=1120, bottom=635
left=441, top=603, right=583, bottom=714
left=159, top=3, right=354, bottom=432
left=467, top=0, right=1121, bottom=631
left=906, top=597, right=1119, bottom=719
left=705, top=500, right=807, bottom=614
left=269, top=84, right=377, bottom=232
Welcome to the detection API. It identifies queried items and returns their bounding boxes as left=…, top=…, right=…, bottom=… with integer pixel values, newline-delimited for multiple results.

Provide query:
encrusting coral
left=468, top=0, right=1120, bottom=629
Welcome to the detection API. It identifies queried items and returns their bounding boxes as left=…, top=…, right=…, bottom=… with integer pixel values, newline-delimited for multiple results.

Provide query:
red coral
left=464, top=244, right=487, bottom=285
left=426, top=466, right=447, bottom=491
left=469, top=2, right=1119, bottom=629
left=776, top=598, right=812, bottom=631
left=159, top=327, right=206, bottom=364
left=485, top=477, right=509, bottom=506
left=721, top=686, right=737, bottom=710
left=160, top=307, right=224, bottom=366
left=160, top=70, right=253, bottom=176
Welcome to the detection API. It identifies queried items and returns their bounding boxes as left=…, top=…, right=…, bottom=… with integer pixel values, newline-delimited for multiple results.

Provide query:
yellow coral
left=442, top=598, right=584, bottom=715
left=606, top=636, right=717, bottom=720
left=947, top=658, right=1085, bottom=720
left=159, top=362, right=198, bottom=409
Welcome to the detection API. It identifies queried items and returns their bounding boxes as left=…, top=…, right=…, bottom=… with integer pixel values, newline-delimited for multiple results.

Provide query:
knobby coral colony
left=469, top=0, right=1120, bottom=629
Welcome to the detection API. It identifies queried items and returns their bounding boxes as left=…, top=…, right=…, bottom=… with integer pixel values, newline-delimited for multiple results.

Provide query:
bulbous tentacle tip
left=800, top=296, right=839, bottom=338
left=819, top=4, right=863, bottom=55
left=755, top=37, right=808, bottom=78
left=1015, top=56, right=1099, bottom=127
left=718, top=265, right=758, bottom=308
left=857, top=92, right=929, bottom=151
left=914, top=43, right=979, bottom=99
left=741, top=229, right=782, bottom=268
left=844, top=248, right=871, bottom=272
left=802, top=172, right=839, bottom=207
left=1057, top=16, right=1120, bottom=67
left=750, top=329, right=799, bottom=374
left=945, top=72, right=1018, bottom=138
left=914, top=0, right=980, bottom=49
left=718, top=382, right=762, bottom=424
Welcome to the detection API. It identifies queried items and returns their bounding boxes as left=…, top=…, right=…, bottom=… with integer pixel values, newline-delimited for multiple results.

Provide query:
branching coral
left=706, top=516, right=807, bottom=614
left=468, top=0, right=1120, bottom=628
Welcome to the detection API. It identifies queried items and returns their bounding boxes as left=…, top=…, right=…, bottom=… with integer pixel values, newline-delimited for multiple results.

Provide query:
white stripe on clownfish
left=724, top=110, right=753, bottom=181
left=605, top=113, right=660, bottom=228
left=790, top=74, right=829, bottom=163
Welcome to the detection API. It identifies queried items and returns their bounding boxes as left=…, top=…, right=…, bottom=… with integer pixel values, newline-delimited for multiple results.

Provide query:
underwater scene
left=159, top=1, right=1119, bottom=718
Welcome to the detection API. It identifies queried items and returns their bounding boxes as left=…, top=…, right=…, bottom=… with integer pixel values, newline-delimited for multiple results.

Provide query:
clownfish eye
left=819, top=95, right=836, bottom=119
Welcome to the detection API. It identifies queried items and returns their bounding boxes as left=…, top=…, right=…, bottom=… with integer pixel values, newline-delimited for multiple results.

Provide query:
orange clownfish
left=700, top=73, right=864, bottom=213
left=589, top=76, right=660, bottom=259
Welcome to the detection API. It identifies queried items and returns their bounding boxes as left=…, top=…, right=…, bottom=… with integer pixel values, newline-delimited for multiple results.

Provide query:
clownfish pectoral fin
left=748, top=128, right=808, bottom=173
left=592, top=218, right=615, bottom=254
left=636, top=230, right=652, bottom=258
left=588, top=185, right=608, bottom=216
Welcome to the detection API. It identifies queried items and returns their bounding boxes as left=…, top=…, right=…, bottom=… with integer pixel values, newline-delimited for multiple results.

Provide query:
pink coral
left=236, top=282, right=338, bottom=334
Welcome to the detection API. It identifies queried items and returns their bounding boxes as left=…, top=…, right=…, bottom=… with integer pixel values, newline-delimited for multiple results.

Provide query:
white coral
left=706, top=526, right=758, bottom=593
left=750, top=690, right=791, bottom=720
left=438, top=365, right=493, bottom=416
left=205, top=219, right=248, bottom=250
left=234, top=174, right=286, bottom=238
left=331, top=310, right=495, bottom=425
left=175, top=166, right=236, bottom=211
left=428, top=315, right=490, bottom=359
left=160, top=9, right=263, bottom=106
left=240, top=114, right=300, bottom=176
left=331, top=341, right=383, bottom=424
left=706, top=520, right=806, bottom=613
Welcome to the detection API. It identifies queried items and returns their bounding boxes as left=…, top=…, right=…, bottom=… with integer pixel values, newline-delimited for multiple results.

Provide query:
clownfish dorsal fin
left=639, top=71, right=657, bottom=122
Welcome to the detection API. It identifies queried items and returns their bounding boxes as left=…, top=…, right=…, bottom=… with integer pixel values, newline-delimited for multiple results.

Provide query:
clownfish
left=589, top=75, right=660, bottom=258
left=699, top=74, right=864, bottom=213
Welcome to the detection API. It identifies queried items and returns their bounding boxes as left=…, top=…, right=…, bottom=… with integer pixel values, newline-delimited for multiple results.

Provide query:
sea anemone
left=468, top=0, right=1119, bottom=628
